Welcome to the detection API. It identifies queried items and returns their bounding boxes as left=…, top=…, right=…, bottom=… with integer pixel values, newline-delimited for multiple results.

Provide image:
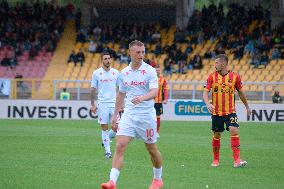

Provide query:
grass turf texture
left=0, top=120, right=283, bottom=189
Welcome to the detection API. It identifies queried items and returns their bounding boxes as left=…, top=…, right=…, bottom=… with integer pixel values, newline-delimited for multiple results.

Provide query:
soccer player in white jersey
left=101, top=40, right=163, bottom=189
left=91, top=51, right=119, bottom=159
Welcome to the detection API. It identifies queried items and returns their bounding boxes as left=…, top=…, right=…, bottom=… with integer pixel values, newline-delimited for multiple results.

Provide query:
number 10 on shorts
left=146, top=129, right=154, bottom=138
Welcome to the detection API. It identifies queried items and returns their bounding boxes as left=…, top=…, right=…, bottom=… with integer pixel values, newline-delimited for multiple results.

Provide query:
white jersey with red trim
left=118, top=61, right=158, bottom=115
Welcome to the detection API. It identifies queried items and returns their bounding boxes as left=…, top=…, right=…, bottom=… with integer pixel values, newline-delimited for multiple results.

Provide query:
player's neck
left=218, top=69, right=229, bottom=76
left=102, top=66, right=110, bottom=72
left=131, top=61, right=142, bottom=70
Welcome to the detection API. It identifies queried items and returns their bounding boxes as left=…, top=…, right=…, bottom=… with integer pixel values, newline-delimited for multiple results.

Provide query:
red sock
left=231, top=135, right=240, bottom=162
left=157, top=117, right=160, bottom=132
left=212, top=137, right=220, bottom=161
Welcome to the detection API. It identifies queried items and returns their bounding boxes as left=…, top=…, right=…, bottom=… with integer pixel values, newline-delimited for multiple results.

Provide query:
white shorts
left=97, top=102, right=115, bottom=125
left=117, top=113, right=157, bottom=144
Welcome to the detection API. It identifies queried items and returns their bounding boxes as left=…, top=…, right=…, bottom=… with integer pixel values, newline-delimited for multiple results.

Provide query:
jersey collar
left=129, top=61, right=146, bottom=71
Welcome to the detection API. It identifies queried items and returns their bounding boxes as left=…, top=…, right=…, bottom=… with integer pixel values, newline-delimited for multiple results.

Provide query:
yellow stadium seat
left=241, top=75, right=249, bottom=81
left=58, top=82, right=67, bottom=89
left=178, top=74, right=186, bottom=81
left=67, top=82, right=75, bottom=88
left=196, top=84, right=204, bottom=91
left=173, top=84, right=181, bottom=90
left=186, top=74, right=194, bottom=81
left=170, top=73, right=178, bottom=81
left=82, top=82, right=90, bottom=89
left=242, top=85, right=249, bottom=91
left=249, top=85, right=258, bottom=91
left=180, top=84, right=189, bottom=90
left=265, top=85, right=275, bottom=92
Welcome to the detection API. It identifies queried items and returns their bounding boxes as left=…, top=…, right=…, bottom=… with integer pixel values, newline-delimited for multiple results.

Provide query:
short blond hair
left=129, top=40, right=144, bottom=49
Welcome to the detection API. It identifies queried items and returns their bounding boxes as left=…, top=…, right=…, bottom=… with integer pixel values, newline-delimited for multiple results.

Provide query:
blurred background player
left=154, top=64, right=168, bottom=135
left=60, top=88, right=70, bottom=100
left=101, top=40, right=163, bottom=189
left=91, top=51, right=119, bottom=159
left=203, top=54, right=251, bottom=168
left=272, top=90, right=282, bottom=103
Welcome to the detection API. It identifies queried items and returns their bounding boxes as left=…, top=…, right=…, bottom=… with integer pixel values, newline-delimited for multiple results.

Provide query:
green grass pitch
left=0, top=120, right=283, bottom=189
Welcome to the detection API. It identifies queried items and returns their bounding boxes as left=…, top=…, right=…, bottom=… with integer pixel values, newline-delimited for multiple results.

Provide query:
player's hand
left=162, top=100, right=168, bottom=104
left=246, top=107, right=252, bottom=116
left=111, top=116, right=118, bottom=132
left=206, top=104, right=215, bottom=114
left=131, top=96, right=144, bottom=105
left=90, top=105, right=97, bottom=113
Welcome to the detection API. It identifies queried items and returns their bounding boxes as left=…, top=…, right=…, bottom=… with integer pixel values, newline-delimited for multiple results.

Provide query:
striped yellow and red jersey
left=155, top=76, right=168, bottom=103
left=204, top=71, right=243, bottom=116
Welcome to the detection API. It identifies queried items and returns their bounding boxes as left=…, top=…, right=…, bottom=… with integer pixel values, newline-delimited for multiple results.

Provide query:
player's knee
left=213, top=132, right=221, bottom=139
left=116, top=141, right=127, bottom=152
left=229, top=127, right=239, bottom=136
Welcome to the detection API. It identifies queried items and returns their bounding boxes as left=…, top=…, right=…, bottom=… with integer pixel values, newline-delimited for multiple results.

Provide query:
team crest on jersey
left=214, top=86, right=218, bottom=92
left=141, top=70, right=146, bottom=75
left=125, top=72, right=129, bottom=76
left=112, top=72, right=115, bottom=75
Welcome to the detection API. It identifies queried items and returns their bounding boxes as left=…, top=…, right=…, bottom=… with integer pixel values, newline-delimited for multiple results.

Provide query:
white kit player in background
left=101, top=40, right=164, bottom=189
left=91, top=51, right=119, bottom=159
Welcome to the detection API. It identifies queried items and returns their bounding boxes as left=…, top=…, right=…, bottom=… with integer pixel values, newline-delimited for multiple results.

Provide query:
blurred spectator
left=89, top=41, right=97, bottom=54
left=9, top=56, right=18, bottom=69
left=15, top=73, right=24, bottom=90
left=260, top=52, right=269, bottom=67
left=1, top=57, right=10, bottom=67
left=60, top=88, right=70, bottom=100
left=67, top=50, right=78, bottom=64
left=190, top=55, right=203, bottom=69
left=250, top=51, right=261, bottom=68
left=185, top=43, right=193, bottom=54
left=76, top=49, right=85, bottom=67
left=154, top=42, right=162, bottom=55
left=76, top=31, right=86, bottom=43
left=178, top=60, right=186, bottom=74
left=272, top=91, right=282, bottom=103
left=163, top=58, right=172, bottom=76
left=118, top=49, right=129, bottom=64
left=271, top=48, right=280, bottom=60
left=151, top=30, right=161, bottom=43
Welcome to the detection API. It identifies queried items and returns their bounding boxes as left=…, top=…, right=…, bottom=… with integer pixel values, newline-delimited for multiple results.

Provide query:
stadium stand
left=0, top=1, right=283, bottom=99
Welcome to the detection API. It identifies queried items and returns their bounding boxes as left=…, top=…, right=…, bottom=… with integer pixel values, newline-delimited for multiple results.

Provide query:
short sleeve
left=235, top=74, right=243, bottom=91
left=118, top=73, right=126, bottom=93
left=204, top=74, right=213, bottom=91
left=149, top=68, right=158, bottom=89
left=115, top=71, right=120, bottom=87
left=91, top=72, right=98, bottom=88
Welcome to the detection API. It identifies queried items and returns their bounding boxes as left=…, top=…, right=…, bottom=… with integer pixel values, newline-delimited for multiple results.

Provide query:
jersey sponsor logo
left=99, top=79, right=115, bottom=83
left=124, top=80, right=146, bottom=86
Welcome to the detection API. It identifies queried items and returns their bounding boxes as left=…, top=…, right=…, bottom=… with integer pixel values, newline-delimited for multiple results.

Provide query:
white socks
left=110, top=168, right=120, bottom=183
left=153, top=167, right=162, bottom=180
left=102, top=130, right=111, bottom=153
